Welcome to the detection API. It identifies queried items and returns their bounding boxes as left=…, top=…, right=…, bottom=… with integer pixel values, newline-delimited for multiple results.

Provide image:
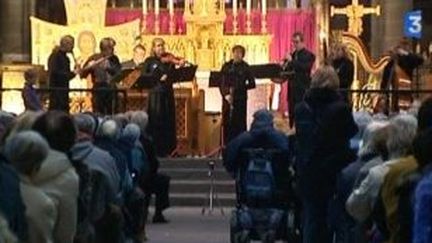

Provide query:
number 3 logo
left=409, top=15, right=422, bottom=34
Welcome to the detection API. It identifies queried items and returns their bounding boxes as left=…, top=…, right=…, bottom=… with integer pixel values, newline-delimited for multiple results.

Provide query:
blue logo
left=404, top=10, right=422, bottom=39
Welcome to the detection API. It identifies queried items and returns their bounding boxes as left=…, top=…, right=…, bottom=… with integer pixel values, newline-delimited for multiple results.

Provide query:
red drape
left=106, top=8, right=316, bottom=112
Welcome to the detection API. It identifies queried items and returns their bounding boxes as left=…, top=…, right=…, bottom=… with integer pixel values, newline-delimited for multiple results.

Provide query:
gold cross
left=331, top=0, right=381, bottom=37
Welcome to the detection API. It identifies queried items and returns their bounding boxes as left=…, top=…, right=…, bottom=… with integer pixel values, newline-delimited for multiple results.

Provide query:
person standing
left=381, top=38, right=424, bottom=113
left=282, top=32, right=315, bottom=127
left=47, top=35, right=78, bottom=112
left=142, top=38, right=178, bottom=157
left=22, top=69, right=43, bottom=111
left=81, top=38, right=122, bottom=115
left=220, top=45, right=256, bottom=143
left=330, top=43, right=354, bottom=104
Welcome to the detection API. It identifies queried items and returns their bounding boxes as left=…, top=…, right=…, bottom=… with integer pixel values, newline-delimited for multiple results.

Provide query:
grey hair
left=387, top=114, right=418, bottom=158
left=310, top=65, right=340, bottom=90
left=74, top=113, right=96, bottom=135
left=4, top=131, right=50, bottom=176
left=353, top=111, right=373, bottom=137
left=121, top=123, right=141, bottom=144
left=8, top=111, right=43, bottom=138
left=130, top=111, right=149, bottom=132
left=99, top=119, right=119, bottom=140
left=358, top=121, right=389, bottom=158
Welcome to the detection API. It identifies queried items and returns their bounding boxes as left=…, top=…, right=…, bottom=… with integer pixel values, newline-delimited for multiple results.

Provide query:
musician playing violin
left=142, top=37, right=186, bottom=157
left=81, top=37, right=122, bottom=115
left=220, top=45, right=255, bottom=143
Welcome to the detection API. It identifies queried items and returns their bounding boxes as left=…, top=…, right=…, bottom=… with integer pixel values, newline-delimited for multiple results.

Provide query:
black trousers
left=93, top=82, right=115, bottom=115
left=49, top=81, right=69, bottom=112
left=144, top=173, right=170, bottom=213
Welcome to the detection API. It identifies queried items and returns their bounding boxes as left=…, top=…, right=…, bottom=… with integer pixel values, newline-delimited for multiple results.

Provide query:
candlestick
left=142, top=0, right=147, bottom=15
left=155, top=0, right=160, bottom=15
left=246, top=0, right=251, bottom=15
left=169, top=0, right=174, bottom=15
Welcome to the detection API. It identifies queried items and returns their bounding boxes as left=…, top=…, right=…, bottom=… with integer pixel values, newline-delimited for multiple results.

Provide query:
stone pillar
left=371, top=0, right=412, bottom=59
left=0, top=0, right=34, bottom=63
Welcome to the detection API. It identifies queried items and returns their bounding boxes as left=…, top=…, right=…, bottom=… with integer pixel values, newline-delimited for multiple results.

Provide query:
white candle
left=233, top=0, right=238, bottom=15
left=142, top=0, right=147, bottom=14
left=246, top=0, right=251, bottom=15
left=169, top=0, right=174, bottom=15
left=261, top=0, right=266, bottom=15
left=155, top=0, right=160, bottom=15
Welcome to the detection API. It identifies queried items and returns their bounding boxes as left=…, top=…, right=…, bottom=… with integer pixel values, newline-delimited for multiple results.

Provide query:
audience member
left=294, top=65, right=357, bottom=243
left=130, top=111, right=172, bottom=224
left=412, top=128, right=432, bottom=243
left=31, top=111, right=80, bottom=243
left=4, top=131, right=54, bottom=243
left=22, top=68, right=43, bottom=111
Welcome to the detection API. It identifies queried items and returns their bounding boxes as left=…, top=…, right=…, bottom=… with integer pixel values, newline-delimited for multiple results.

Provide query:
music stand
left=168, top=65, right=199, bottom=157
left=131, top=73, right=156, bottom=90
left=168, top=65, right=198, bottom=84
left=111, top=68, right=135, bottom=86
left=204, top=71, right=226, bottom=158
left=249, top=63, right=295, bottom=82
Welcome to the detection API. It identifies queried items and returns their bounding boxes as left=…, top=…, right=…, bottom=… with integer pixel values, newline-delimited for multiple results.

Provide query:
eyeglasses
left=292, top=40, right=301, bottom=44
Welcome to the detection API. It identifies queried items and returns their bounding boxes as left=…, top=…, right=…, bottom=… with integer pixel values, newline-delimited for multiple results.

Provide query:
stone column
left=0, top=0, right=34, bottom=62
left=371, top=0, right=412, bottom=59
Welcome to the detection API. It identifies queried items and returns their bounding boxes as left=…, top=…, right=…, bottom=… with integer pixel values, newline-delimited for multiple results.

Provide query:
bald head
left=60, top=35, right=75, bottom=53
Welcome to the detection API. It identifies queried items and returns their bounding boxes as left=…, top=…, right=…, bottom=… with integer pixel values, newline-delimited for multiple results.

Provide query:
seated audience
left=4, top=131, right=55, bottom=243
left=130, top=111, right=171, bottom=224
left=413, top=128, right=432, bottom=243
left=331, top=121, right=389, bottom=243
left=31, top=111, right=80, bottom=243
left=346, top=114, right=417, bottom=241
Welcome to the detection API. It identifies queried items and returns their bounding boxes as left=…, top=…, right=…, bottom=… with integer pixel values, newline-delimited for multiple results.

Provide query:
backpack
left=242, top=148, right=276, bottom=205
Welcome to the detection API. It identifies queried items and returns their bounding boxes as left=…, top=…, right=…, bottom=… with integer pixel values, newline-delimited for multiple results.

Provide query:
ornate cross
left=330, top=0, right=381, bottom=37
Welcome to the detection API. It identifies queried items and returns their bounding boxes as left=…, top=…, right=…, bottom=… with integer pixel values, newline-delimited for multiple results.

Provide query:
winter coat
left=32, top=149, right=79, bottom=243
left=20, top=175, right=56, bottom=243
left=0, top=161, right=27, bottom=241
left=71, top=140, right=120, bottom=198
left=294, top=88, right=357, bottom=200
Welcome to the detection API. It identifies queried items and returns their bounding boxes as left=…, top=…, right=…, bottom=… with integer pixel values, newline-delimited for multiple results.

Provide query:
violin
left=160, top=52, right=187, bottom=66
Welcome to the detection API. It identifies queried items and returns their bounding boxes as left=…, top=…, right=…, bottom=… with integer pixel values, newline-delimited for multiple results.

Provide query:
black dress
left=143, top=56, right=177, bottom=157
left=220, top=60, right=256, bottom=143
left=48, top=49, right=76, bottom=112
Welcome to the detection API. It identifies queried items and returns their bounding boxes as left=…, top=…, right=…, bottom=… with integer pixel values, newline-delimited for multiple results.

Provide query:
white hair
left=387, top=114, right=418, bottom=158
left=4, top=131, right=50, bottom=176
left=99, top=119, right=119, bottom=140
left=130, top=111, right=149, bottom=132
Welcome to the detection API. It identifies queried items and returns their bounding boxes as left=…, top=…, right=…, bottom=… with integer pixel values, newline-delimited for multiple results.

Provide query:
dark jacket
left=294, top=88, right=357, bottom=199
left=223, top=111, right=291, bottom=206
left=0, top=159, right=28, bottom=241
left=48, top=49, right=75, bottom=87
left=333, top=57, right=354, bottom=90
left=22, top=82, right=43, bottom=111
